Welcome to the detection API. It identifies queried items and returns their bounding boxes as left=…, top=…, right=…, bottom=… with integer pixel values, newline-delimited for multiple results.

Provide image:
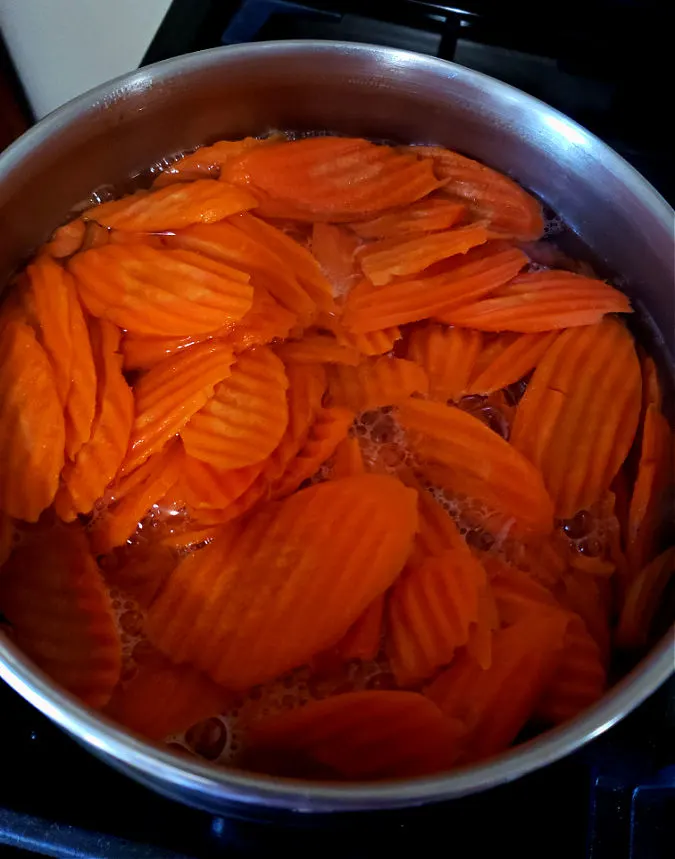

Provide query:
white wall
left=0, top=0, right=173, bottom=118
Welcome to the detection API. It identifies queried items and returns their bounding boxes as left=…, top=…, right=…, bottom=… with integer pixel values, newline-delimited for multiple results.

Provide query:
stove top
left=1, top=1, right=673, bottom=855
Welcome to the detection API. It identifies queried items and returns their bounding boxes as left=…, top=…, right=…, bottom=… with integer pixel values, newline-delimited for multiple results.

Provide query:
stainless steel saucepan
left=0, top=41, right=673, bottom=816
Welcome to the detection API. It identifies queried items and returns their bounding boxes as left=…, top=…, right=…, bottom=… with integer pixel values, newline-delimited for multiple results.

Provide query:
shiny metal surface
left=0, top=41, right=673, bottom=814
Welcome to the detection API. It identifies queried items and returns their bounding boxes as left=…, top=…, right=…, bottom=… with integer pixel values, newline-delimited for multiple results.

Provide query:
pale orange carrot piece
left=426, top=614, right=567, bottom=760
left=0, top=529, right=121, bottom=707
left=397, top=397, right=554, bottom=536
left=311, top=223, right=361, bottom=296
left=330, top=435, right=365, bottom=479
left=105, top=648, right=231, bottom=741
left=152, top=136, right=281, bottom=187
left=336, top=595, right=385, bottom=662
left=327, top=356, right=429, bottom=412
left=440, top=270, right=632, bottom=332
left=270, top=406, right=354, bottom=499
left=55, top=320, right=134, bottom=521
left=69, top=244, right=254, bottom=336
left=276, top=333, right=362, bottom=366
left=146, top=475, right=418, bottom=688
left=616, top=547, right=675, bottom=649
left=407, top=324, right=483, bottom=401
left=85, top=180, right=258, bottom=232
left=223, top=136, right=441, bottom=222
left=360, top=224, right=489, bottom=287
left=122, top=341, right=235, bottom=475
left=44, top=218, right=87, bottom=258
left=246, top=690, right=464, bottom=779
left=350, top=198, right=465, bottom=239
left=411, top=145, right=544, bottom=240
left=468, top=331, right=559, bottom=395
left=511, top=319, right=642, bottom=519
left=0, top=321, right=65, bottom=522
left=343, top=242, right=528, bottom=332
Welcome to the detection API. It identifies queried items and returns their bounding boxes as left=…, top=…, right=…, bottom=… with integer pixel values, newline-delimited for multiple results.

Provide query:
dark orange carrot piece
left=440, top=270, right=632, bottom=332
left=616, top=547, right=675, bottom=649
left=146, top=475, right=418, bottom=688
left=468, top=331, right=559, bottom=395
left=411, top=145, right=544, bottom=241
left=0, top=511, right=13, bottom=566
left=343, top=242, right=528, bottom=332
left=327, top=356, right=429, bottom=412
left=407, top=324, right=483, bottom=401
left=511, top=319, right=642, bottom=518
left=276, top=333, right=362, bottom=366
left=350, top=199, right=465, bottom=239
left=330, top=435, right=365, bottom=479
left=336, top=595, right=385, bottom=662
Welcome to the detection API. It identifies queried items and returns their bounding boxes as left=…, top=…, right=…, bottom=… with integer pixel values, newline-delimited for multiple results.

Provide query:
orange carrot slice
left=0, top=511, right=13, bottom=566
left=388, top=544, right=487, bottom=686
left=511, top=318, right=642, bottom=518
left=69, top=244, right=254, bottom=336
left=360, top=223, right=489, bottom=286
left=343, top=242, right=528, bottom=332
left=25, top=256, right=97, bottom=458
left=99, top=540, right=178, bottom=609
left=489, top=560, right=562, bottom=623
left=44, top=218, right=88, bottom=258
left=426, top=614, right=567, bottom=760
left=177, top=454, right=264, bottom=511
left=350, top=199, right=465, bottom=239
left=641, top=354, right=663, bottom=411
left=411, top=145, right=544, bottom=240
left=55, top=320, right=134, bottom=521
left=336, top=595, right=385, bottom=662
left=616, top=547, right=675, bottom=649
left=181, top=346, right=288, bottom=470
left=0, top=529, right=121, bottom=707
left=554, top=569, right=612, bottom=663
left=223, top=136, right=441, bottom=221
left=105, top=649, right=231, bottom=741
left=146, top=475, right=418, bottom=688
left=330, top=435, right=365, bottom=479
left=407, top=324, right=483, bottom=401
left=246, top=690, right=464, bottom=779
left=276, top=333, right=362, bottom=366
left=626, top=404, right=671, bottom=574
left=327, top=356, right=429, bottom=412
left=311, top=223, right=361, bottom=296
left=441, top=270, right=632, bottom=332
left=468, top=331, right=559, bottom=395
left=85, top=180, right=258, bottom=232
left=0, top=320, right=65, bottom=521
left=123, top=340, right=235, bottom=475
left=270, top=406, right=354, bottom=499
left=152, top=136, right=280, bottom=187
left=397, top=397, right=554, bottom=536
left=318, top=311, right=401, bottom=356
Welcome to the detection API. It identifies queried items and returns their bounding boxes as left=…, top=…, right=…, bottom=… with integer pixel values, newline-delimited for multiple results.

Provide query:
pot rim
left=0, top=40, right=673, bottom=813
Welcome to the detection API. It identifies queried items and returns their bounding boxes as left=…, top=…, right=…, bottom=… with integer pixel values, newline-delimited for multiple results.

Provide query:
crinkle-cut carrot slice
left=161, top=525, right=220, bottom=552
left=407, top=324, right=483, bottom=402
left=626, top=404, right=671, bottom=575
left=0, top=321, right=65, bottom=522
left=328, top=356, right=429, bottom=412
left=535, top=615, right=606, bottom=724
left=181, top=346, right=289, bottom=470
left=350, top=199, right=466, bottom=240
left=554, top=571, right=612, bottom=664
left=511, top=318, right=642, bottom=519
left=489, top=560, right=564, bottom=625
left=85, top=180, right=258, bottom=232
left=147, top=475, right=418, bottom=687
left=465, top=584, right=499, bottom=671
left=0, top=529, right=121, bottom=707
left=68, top=244, right=254, bottom=336
left=276, top=333, right=362, bottom=366
left=311, top=223, right=361, bottom=296
left=468, top=331, right=559, bottom=395
left=616, top=547, right=675, bottom=649
left=426, top=613, right=567, bottom=760
left=335, top=595, right=385, bottom=662
left=176, top=452, right=264, bottom=511
left=152, top=135, right=284, bottom=188
left=317, top=311, right=401, bottom=356
left=388, top=545, right=487, bottom=686
left=0, top=511, right=13, bottom=566
left=91, top=443, right=184, bottom=554
left=330, top=435, right=365, bottom=479
left=640, top=354, right=663, bottom=411
left=55, top=320, right=134, bottom=521
left=270, top=407, right=354, bottom=499
left=500, top=530, right=570, bottom=589
left=223, top=136, right=441, bottom=222
left=105, top=648, right=231, bottom=741
left=99, top=540, right=178, bottom=609
left=246, top=690, right=464, bottom=779
left=440, top=270, right=632, bottom=332
left=344, top=242, right=528, bottom=333
left=398, top=397, right=554, bottom=536
left=410, top=145, right=544, bottom=241
left=44, top=218, right=87, bottom=258
left=360, top=223, right=489, bottom=287
left=122, top=341, right=235, bottom=475
left=26, top=256, right=97, bottom=458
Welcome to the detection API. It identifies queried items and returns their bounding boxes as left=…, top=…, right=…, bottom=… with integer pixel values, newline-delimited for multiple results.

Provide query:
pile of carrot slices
left=0, top=134, right=673, bottom=780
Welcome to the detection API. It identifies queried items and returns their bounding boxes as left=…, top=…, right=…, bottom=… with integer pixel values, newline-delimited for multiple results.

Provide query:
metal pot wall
left=0, top=41, right=673, bottom=816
